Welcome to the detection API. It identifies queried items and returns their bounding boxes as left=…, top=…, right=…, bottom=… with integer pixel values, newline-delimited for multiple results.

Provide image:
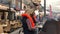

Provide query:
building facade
left=0, top=0, right=20, bottom=9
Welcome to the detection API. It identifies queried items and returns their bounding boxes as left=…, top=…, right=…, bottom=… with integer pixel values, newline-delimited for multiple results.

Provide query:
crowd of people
left=19, top=2, right=45, bottom=34
left=18, top=2, right=60, bottom=34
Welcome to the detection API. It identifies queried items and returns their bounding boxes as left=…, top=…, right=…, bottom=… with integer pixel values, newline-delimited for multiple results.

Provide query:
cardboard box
left=0, top=25, right=3, bottom=33
left=3, top=21, right=11, bottom=32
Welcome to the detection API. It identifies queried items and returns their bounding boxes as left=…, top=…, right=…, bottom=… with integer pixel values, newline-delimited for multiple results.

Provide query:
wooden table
left=0, top=33, right=8, bottom=34
left=10, top=21, right=18, bottom=25
left=0, top=24, right=7, bottom=27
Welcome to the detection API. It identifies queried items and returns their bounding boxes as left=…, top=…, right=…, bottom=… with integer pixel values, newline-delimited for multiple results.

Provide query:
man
left=21, top=13, right=36, bottom=34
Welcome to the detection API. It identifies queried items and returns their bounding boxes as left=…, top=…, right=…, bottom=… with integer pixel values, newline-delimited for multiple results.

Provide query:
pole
left=9, top=1, right=11, bottom=11
left=20, top=0, right=22, bottom=10
left=44, top=0, right=46, bottom=17
left=8, top=0, right=12, bottom=21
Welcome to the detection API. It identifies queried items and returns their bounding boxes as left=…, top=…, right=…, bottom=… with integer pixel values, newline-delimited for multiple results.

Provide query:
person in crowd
left=21, top=3, right=41, bottom=34
left=21, top=11, right=37, bottom=34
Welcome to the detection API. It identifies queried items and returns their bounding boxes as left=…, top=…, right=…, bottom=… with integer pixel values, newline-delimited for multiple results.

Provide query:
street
left=10, top=28, right=24, bottom=34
